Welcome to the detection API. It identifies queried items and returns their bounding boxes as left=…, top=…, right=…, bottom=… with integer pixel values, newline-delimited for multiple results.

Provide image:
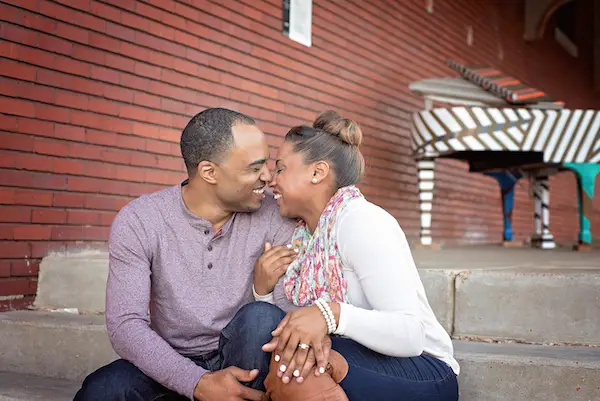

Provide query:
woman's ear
left=311, top=161, right=330, bottom=184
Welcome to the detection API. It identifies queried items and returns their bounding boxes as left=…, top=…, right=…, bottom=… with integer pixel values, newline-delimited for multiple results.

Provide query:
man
left=74, top=108, right=298, bottom=400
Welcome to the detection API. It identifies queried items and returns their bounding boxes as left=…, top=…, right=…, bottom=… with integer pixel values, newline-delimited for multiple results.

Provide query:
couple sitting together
left=74, top=108, right=459, bottom=401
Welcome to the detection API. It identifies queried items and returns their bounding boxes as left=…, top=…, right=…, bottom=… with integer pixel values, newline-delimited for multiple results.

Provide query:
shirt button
left=207, top=244, right=213, bottom=251
left=207, top=262, right=213, bottom=269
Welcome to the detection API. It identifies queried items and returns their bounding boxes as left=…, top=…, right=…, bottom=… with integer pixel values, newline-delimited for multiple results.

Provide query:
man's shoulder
left=113, top=184, right=179, bottom=227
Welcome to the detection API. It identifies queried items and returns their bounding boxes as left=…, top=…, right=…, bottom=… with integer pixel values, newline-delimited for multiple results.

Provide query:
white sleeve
left=252, top=285, right=274, bottom=303
left=334, top=203, right=425, bottom=357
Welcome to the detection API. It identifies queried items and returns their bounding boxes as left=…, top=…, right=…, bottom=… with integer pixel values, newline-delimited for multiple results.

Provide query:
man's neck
left=182, top=180, right=232, bottom=232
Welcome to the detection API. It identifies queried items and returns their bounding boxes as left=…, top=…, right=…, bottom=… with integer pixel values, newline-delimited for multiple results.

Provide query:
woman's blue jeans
left=332, top=336, right=459, bottom=401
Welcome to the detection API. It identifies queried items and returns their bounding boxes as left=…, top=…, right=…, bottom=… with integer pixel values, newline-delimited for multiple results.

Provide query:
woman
left=254, top=111, right=459, bottom=400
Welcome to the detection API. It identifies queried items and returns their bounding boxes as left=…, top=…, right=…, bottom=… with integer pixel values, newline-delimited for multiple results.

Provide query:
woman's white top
left=254, top=197, right=459, bottom=375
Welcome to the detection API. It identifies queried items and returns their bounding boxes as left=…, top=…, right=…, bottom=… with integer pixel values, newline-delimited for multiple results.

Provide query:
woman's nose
left=268, top=172, right=277, bottom=187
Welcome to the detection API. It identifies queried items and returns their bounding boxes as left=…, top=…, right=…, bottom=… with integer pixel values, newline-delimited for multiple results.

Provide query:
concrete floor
left=411, top=244, right=600, bottom=270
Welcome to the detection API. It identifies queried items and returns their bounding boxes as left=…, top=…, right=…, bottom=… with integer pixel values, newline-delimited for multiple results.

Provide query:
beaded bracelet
left=315, top=298, right=337, bottom=334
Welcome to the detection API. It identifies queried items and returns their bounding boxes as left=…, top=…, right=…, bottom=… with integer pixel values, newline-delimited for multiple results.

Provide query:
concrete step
left=32, top=249, right=600, bottom=346
left=0, top=311, right=117, bottom=382
left=2, top=311, right=600, bottom=400
left=454, top=340, right=600, bottom=401
left=0, top=372, right=79, bottom=401
left=419, top=267, right=600, bottom=345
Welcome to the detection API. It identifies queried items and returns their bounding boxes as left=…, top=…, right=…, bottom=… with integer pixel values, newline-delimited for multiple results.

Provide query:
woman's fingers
left=261, top=336, right=278, bottom=353
left=290, top=343, right=310, bottom=383
left=281, top=352, right=297, bottom=383
left=271, top=313, right=290, bottom=337
left=277, top=331, right=300, bottom=378
left=312, top=339, right=327, bottom=376
left=298, top=349, right=316, bottom=383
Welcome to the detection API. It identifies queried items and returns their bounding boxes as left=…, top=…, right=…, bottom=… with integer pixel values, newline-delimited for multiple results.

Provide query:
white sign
left=283, top=0, right=312, bottom=47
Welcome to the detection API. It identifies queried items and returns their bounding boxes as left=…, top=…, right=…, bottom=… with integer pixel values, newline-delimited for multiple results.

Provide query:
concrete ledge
left=454, top=340, right=600, bottom=401
left=30, top=248, right=600, bottom=345
left=453, top=269, right=600, bottom=345
left=2, top=311, right=600, bottom=401
left=34, top=251, right=109, bottom=313
left=0, top=372, right=78, bottom=401
left=0, top=311, right=117, bottom=382
left=417, top=269, right=456, bottom=334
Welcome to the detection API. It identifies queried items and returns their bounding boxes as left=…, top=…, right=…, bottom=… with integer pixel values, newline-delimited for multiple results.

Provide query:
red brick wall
left=0, top=0, right=598, bottom=310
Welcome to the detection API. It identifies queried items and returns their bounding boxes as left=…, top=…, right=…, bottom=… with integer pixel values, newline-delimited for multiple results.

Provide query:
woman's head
left=270, top=110, right=365, bottom=219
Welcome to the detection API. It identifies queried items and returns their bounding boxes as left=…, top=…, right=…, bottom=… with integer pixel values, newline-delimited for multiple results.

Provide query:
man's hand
left=253, top=242, right=298, bottom=296
left=193, top=367, right=267, bottom=401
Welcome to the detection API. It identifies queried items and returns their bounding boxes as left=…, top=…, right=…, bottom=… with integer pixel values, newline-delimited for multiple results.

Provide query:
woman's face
left=269, top=141, right=314, bottom=218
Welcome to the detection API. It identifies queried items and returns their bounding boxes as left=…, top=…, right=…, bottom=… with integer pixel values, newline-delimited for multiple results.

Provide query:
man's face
left=214, top=123, right=272, bottom=212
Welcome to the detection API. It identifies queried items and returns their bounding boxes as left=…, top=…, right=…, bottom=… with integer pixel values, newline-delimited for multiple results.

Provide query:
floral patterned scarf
left=283, top=185, right=364, bottom=306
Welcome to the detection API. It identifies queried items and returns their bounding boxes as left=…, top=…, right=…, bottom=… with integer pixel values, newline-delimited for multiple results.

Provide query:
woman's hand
left=253, top=243, right=298, bottom=295
left=261, top=306, right=331, bottom=383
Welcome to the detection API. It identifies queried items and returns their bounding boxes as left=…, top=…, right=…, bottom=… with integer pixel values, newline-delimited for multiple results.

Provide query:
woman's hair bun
left=313, top=110, right=363, bottom=147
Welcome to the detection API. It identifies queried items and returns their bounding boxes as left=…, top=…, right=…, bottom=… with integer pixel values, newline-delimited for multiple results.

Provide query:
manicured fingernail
left=282, top=376, right=290, bottom=384
left=279, top=364, right=286, bottom=372
left=293, top=369, right=300, bottom=377
left=319, top=367, right=325, bottom=374
left=274, top=355, right=280, bottom=362
left=294, top=248, right=299, bottom=253
left=286, top=244, right=292, bottom=248
left=297, top=377, right=304, bottom=383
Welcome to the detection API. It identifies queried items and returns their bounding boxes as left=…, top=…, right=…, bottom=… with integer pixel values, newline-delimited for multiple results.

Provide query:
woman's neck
left=301, top=189, right=336, bottom=233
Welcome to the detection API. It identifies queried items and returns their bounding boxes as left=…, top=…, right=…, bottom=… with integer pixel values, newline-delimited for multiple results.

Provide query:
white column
left=531, top=175, right=555, bottom=249
left=418, top=158, right=435, bottom=246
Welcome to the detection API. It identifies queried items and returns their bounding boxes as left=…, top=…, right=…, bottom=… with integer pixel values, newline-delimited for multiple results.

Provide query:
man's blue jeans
left=73, top=301, right=285, bottom=400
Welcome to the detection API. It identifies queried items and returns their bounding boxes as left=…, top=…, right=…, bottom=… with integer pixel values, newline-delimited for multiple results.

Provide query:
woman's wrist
left=327, top=302, right=341, bottom=325
left=314, top=299, right=339, bottom=334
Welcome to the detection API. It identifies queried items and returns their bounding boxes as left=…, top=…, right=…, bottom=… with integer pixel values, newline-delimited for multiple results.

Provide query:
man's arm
left=105, top=207, right=206, bottom=400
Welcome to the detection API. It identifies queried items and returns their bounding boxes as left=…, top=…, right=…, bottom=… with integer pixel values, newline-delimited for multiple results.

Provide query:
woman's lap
left=331, top=336, right=459, bottom=401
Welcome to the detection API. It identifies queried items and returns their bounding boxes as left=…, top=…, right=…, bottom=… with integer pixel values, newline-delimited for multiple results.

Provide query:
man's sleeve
left=266, top=203, right=296, bottom=247
left=105, top=207, right=207, bottom=400
left=264, top=206, right=298, bottom=312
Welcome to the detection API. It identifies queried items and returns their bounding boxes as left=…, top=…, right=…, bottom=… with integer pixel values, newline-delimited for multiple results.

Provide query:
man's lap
left=74, top=301, right=284, bottom=400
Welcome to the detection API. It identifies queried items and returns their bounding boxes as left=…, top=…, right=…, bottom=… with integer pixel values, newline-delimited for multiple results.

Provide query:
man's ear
left=197, top=161, right=218, bottom=184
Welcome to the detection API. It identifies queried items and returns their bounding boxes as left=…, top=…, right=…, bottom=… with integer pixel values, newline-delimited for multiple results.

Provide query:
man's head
left=180, top=108, right=271, bottom=212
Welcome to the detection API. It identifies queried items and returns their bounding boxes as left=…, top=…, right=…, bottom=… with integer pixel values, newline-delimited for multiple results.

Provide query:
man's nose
left=260, top=164, right=273, bottom=183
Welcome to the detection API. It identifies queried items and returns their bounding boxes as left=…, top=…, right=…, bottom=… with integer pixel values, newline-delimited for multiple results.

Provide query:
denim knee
left=224, top=301, right=285, bottom=341
left=74, top=359, right=165, bottom=401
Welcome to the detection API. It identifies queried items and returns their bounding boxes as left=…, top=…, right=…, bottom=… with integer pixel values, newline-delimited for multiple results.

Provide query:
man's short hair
left=180, top=108, right=256, bottom=177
